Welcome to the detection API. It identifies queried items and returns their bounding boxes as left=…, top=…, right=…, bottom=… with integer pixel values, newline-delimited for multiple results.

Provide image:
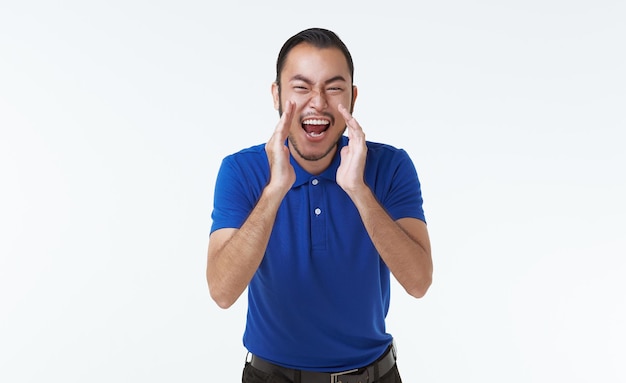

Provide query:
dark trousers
left=242, top=361, right=403, bottom=383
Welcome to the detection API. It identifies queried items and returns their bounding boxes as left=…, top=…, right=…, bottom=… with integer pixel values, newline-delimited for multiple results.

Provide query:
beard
left=288, top=126, right=346, bottom=162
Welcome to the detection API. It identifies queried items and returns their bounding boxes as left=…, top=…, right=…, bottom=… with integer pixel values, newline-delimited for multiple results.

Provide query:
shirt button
left=312, top=179, right=319, bottom=185
left=314, top=208, right=321, bottom=216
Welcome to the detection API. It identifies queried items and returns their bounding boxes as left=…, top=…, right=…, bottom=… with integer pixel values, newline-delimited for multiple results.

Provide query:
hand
left=265, top=100, right=296, bottom=194
left=336, top=104, right=368, bottom=195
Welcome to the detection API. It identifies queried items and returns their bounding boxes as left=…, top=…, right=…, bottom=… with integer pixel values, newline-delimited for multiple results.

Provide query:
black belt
left=248, top=345, right=396, bottom=383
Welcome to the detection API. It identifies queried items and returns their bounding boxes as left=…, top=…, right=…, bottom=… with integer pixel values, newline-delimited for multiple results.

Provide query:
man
left=207, top=27, right=432, bottom=383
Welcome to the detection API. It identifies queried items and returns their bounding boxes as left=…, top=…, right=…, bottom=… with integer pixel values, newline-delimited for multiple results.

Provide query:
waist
left=248, top=344, right=397, bottom=383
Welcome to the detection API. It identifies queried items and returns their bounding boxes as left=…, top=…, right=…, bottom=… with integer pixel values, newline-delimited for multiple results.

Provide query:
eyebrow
left=289, top=74, right=348, bottom=85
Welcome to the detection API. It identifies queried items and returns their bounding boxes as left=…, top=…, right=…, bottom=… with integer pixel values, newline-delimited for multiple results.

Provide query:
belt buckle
left=329, top=368, right=361, bottom=383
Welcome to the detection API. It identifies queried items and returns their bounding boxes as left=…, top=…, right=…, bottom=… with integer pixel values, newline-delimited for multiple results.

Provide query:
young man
left=207, top=27, right=432, bottom=383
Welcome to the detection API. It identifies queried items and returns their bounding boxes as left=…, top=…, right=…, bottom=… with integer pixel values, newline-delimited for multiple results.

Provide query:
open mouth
left=302, top=118, right=331, bottom=138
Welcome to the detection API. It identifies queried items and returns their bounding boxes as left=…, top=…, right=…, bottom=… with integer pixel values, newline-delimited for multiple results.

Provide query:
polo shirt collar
left=290, top=135, right=348, bottom=187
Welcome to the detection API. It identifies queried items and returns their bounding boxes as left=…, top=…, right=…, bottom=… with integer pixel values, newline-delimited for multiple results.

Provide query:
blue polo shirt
left=210, top=136, right=425, bottom=371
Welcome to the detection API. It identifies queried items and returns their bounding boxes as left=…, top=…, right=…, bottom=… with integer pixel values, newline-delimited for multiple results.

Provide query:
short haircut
left=275, top=28, right=354, bottom=87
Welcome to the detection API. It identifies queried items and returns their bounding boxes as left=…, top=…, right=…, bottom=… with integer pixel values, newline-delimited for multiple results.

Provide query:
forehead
left=281, top=43, right=351, bottom=82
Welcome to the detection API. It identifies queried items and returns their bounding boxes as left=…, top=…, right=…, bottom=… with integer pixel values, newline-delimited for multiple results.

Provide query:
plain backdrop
left=1, top=1, right=625, bottom=382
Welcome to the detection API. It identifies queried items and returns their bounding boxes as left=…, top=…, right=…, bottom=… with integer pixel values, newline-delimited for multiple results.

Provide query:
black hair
left=275, top=28, right=354, bottom=87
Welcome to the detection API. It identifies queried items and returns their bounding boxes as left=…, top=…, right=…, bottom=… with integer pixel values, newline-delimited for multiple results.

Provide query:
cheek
left=290, top=93, right=309, bottom=106
left=331, top=94, right=351, bottom=108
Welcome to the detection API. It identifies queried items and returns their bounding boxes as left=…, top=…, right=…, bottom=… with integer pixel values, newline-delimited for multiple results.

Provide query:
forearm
left=207, top=186, right=285, bottom=308
left=349, top=188, right=433, bottom=298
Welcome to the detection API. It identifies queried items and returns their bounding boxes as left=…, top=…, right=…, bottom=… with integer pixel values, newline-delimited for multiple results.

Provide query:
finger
left=275, top=100, right=296, bottom=141
left=338, top=104, right=363, bottom=134
left=338, top=104, right=365, bottom=145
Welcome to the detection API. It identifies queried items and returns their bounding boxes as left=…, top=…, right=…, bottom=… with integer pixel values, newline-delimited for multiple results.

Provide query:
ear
left=350, top=85, right=358, bottom=113
left=272, top=82, right=280, bottom=111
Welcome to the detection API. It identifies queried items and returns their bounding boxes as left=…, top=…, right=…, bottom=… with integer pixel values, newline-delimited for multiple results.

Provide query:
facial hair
left=277, top=87, right=352, bottom=162
left=288, top=127, right=346, bottom=162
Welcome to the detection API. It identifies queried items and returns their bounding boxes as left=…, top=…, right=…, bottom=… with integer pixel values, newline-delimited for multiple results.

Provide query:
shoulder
left=362, top=140, right=420, bottom=187
left=221, top=143, right=268, bottom=168
left=224, top=143, right=266, bottom=160
left=217, top=143, right=271, bottom=191
left=366, top=140, right=402, bottom=152
left=365, top=140, right=412, bottom=164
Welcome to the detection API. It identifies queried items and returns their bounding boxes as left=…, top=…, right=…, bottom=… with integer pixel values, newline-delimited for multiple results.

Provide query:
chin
left=291, top=139, right=337, bottom=163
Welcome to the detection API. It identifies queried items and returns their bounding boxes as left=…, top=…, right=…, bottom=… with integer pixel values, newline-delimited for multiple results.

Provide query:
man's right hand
left=265, top=100, right=296, bottom=195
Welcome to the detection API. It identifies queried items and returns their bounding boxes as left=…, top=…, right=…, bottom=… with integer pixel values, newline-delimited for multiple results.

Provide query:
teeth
left=309, top=131, right=324, bottom=137
left=303, top=119, right=330, bottom=125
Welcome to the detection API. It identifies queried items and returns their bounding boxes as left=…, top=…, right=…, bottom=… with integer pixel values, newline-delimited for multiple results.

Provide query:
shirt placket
left=309, top=177, right=326, bottom=251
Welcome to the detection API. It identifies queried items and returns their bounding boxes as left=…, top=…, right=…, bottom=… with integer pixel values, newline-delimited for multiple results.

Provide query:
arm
left=337, top=105, right=433, bottom=298
left=349, top=191, right=432, bottom=298
left=206, top=101, right=297, bottom=309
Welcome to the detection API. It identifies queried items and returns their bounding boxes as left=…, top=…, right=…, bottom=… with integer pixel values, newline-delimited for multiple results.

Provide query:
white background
left=1, top=1, right=625, bottom=382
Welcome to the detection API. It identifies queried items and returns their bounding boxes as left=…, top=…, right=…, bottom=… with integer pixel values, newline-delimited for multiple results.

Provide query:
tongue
left=305, top=124, right=327, bottom=134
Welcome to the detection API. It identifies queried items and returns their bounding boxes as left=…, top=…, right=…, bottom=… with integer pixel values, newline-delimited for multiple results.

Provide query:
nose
left=309, top=89, right=328, bottom=110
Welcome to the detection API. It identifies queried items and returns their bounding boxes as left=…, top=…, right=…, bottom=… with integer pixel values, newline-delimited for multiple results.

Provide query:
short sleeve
left=210, top=156, right=255, bottom=233
left=382, top=149, right=426, bottom=223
